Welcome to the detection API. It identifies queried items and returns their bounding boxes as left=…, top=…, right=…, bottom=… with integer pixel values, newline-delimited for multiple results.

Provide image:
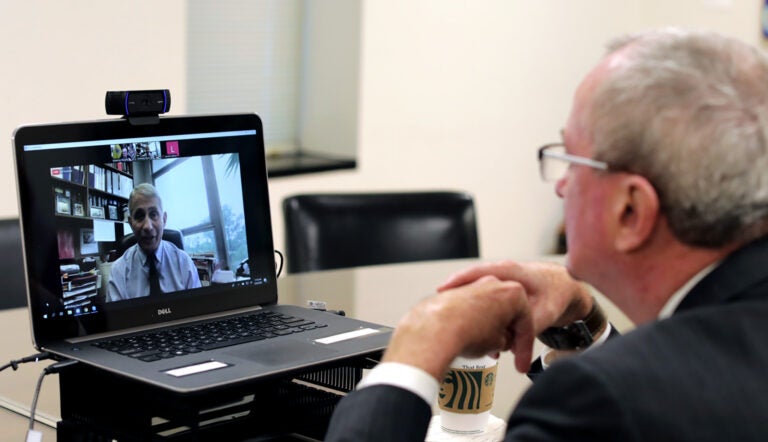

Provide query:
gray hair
left=128, top=182, right=163, bottom=215
left=588, top=29, right=768, bottom=247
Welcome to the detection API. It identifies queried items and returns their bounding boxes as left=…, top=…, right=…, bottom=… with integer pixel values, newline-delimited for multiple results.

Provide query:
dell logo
left=157, top=308, right=172, bottom=316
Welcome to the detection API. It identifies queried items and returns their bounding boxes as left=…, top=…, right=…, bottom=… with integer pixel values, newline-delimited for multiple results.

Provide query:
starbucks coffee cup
left=437, top=355, right=498, bottom=434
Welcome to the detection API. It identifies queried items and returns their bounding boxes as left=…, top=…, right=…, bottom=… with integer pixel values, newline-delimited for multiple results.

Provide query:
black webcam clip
left=105, top=90, right=171, bottom=126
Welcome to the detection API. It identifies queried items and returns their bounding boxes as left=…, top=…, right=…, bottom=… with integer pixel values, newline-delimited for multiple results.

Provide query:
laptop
left=12, top=113, right=391, bottom=393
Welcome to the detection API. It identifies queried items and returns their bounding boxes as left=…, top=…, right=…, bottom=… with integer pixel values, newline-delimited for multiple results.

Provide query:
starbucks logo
left=439, top=364, right=498, bottom=414
left=439, top=369, right=485, bottom=411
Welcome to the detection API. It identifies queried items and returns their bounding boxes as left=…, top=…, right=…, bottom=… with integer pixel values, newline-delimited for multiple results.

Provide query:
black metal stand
left=55, top=353, right=380, bottom=441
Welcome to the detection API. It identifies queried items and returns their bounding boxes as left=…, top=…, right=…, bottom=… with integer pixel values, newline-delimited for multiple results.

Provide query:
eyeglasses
left=537, top=143, right=609, bottom=182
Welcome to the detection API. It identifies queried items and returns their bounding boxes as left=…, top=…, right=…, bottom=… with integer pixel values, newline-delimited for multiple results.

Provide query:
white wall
left=0, top=0, right=762, bottom=262
left=300, top=0, right=361, bottom=158
left=0, top=0, right=186, bottom=218
left=267, top=0, right=764, bottom=261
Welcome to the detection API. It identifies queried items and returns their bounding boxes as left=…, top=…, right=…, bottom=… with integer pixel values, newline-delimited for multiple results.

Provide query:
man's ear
left=163, top=211, right=168, bottom=226
left=612, top=175, right=660, bottom=252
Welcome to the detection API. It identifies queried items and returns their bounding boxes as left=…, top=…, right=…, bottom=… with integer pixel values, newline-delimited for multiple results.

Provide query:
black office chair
left=0, top=219, right=28, bottom=309
left=117, top=229, right=185, bottom=257
left=282, top=192, right=479, bottom=273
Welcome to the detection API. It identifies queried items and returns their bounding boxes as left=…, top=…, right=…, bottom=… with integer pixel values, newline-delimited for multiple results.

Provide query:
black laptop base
left=56, top=352, right=381, bottom=441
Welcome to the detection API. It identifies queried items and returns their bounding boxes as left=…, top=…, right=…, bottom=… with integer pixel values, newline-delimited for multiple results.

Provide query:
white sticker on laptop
left=164, top=360, right=229, bottom=377
left=315, top=328, right=380, bottom=345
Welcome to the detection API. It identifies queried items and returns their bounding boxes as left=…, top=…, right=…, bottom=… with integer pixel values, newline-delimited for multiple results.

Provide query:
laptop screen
left=13, top=114, right=278, bottom=343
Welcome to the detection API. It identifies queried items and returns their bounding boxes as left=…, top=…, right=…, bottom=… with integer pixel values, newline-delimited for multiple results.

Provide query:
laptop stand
left=55, top=352, right=381, bottom=441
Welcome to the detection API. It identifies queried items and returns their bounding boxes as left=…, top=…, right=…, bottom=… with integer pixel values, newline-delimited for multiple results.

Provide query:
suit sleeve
left=325, top=385, right=432, bottom=442
left=506, top=355, right=631, bottom=442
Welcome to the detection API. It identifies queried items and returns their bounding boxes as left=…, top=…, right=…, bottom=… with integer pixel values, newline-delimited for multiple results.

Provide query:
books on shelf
left=51, top=163, right=134, bottom=222
left=51, top=164, right=133, bottom=199
left=50, top=166, right=72, bottom=181
left=93, top=165, right=133, bottom=198
left=51, top=166, right=86, bottom=185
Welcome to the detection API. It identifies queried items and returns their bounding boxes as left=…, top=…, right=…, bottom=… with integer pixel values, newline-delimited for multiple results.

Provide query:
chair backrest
left=0, top=218, right=28, bottom=309
left=282, top=192, right=479, bottom=273
left=117, top=229, right=185, bottom=257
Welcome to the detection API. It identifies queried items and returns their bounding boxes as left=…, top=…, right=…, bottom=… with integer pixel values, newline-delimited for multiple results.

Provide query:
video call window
left=51, top=149, right=248, bottom=314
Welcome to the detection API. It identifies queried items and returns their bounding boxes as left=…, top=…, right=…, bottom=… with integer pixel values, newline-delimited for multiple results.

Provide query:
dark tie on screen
left=147, top=253, right=161, bottom=296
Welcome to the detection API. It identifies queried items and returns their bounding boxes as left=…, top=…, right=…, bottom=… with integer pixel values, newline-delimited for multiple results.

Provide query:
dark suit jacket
left=325, top=236, right=768, bottom=441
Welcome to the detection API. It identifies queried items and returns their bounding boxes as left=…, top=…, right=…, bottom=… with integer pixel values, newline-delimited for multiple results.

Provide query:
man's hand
left=438, top=261, right=594, bottom=336
left=382, top=275, right=535, bottom=381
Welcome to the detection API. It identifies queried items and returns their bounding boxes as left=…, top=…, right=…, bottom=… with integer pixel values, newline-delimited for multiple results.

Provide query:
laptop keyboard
left=93, top=311, right=327, bottom=363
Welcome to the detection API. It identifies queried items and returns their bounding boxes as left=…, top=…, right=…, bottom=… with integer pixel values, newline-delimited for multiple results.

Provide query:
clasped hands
left=381, top=261, right=595, bottom=381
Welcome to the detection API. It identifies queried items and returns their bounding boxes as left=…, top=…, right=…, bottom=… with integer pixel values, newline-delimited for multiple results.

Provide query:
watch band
left=537, top=297, right=606, bottom=350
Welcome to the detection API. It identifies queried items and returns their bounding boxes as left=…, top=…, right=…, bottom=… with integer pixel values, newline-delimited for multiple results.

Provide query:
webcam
left=105, top=90, right=171, bottom=117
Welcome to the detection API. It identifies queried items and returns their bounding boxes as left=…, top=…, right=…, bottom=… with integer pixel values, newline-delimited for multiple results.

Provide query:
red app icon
left=166, top=141, right=179, bottom=156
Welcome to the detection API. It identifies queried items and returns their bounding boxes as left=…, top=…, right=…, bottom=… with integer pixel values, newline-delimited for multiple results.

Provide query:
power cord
left=0, top=352, right=51, bottom=373
left=236, top=251, right=284, bottom=279
left=274, top=249, right=284, bottom=278
left=27, top=359, right=78, bottom=441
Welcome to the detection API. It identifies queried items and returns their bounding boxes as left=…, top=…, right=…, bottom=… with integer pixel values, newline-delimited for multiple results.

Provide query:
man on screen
left=107, top=183, right=201, bottom=302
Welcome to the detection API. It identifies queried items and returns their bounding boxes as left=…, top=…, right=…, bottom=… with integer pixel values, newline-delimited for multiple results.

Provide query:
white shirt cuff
left=357, top=362, right=439, bottom=406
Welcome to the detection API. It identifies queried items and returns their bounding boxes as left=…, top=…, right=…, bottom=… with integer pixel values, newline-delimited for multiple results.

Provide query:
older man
left=325, top=29, right=768, bottom=441
left=108, top=183, right=200, bottom=301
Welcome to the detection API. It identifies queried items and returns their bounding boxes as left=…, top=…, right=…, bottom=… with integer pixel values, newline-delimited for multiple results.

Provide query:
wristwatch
left=537, top=297, right=607, bottom=350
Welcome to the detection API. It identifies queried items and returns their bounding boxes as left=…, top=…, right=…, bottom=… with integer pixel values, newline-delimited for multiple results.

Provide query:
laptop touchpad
left=227, top=340, right=339, bottom=366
